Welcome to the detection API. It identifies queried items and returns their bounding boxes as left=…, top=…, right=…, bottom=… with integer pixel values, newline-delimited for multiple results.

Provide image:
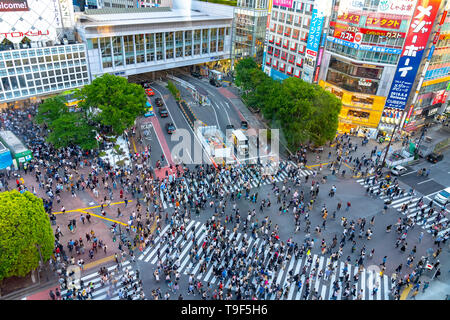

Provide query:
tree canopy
left=234, top=58, right=342, bottom=148
left=36, top=74, right=147, bottom=150
left=35, top=93, right=97, bottom=150
left=0, top=190, right=54, bottom=281
left=80, top=73, right=147, bottom=136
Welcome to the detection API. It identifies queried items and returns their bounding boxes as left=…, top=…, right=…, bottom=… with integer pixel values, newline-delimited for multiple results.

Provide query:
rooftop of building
left=76, top=3, right=234, bottom=27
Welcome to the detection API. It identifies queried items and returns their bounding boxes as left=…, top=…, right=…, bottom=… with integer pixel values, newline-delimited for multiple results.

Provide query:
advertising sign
left=0, top=0, right=63, bottom=43
left=0, top=0, right=29, bottom=11
left=59, top=0, right=74, bottom=28
left=327, top=36, right=402, bottom=54
left=273, top=0, right=293, bottom=8
left=377, top=0, right=418, bottom=16
left=365, top=14, right=402, bottom=29
left=331, top=21, right=406, bottom=38
left=337, top=12, right=361, bottom=24
left=385, top=0, right=442, bottom=110
left=306, top=8, right=325, bottom=58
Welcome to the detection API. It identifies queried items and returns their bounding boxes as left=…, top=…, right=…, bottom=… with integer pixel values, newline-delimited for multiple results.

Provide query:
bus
left=0, top=131, right=32, bottom=165
left=62, top=90, right=83, bottom=111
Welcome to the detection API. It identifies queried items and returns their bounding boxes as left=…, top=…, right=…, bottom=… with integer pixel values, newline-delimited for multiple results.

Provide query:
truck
left=196, top=125, right=232, bottom=166
left=231, top=129, right=249, bottom=160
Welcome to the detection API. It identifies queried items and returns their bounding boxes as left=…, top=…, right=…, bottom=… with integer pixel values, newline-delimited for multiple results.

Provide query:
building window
left=135, top=34, right=145, bottom=64
left=194, top=30, right=201, bottom=55
left=124, top=35, right=135, bottom=65
left=185, top=30, right=192, bottom=57
left=202, top=29, right=209, bottom=54
left=100, top=37, right=112, bottom=69
left=165, top=32, right=174, bottom=59
left=175, top=31, right=183, bottom=58
left=155, top=33, right=163, bottom=60
left=112, top=36, right=124, bottom=67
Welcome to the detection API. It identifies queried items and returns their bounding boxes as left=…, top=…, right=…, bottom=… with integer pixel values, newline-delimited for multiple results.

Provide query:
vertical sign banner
left=273, top=0, right=293, bottom=8
left=59, top=0, right=74, bottom=28
left=306, top=8, right=325, bottom=58
left=385, top=0, right=442, bottom=110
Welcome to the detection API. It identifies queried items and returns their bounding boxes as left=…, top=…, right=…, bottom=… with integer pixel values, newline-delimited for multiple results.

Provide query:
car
left=390, top=165, right=408, bottom=176
left=166, top=122, right=176, bottom=134
left=145, top=88, right=155, bottom=96
left=226, top=124, right=235, bottom=130
left=434, top=187, right=450, bottom=205
left=159, top=107, right=168, bottom=118
left=144, top=106, right=154, bottom=117
left=241, top=121, right=248, bottom=130
left=191, top=71, right=202, bottom=78
left=426, top=152, right=443, bottom=163
left=209, top=78, right=221, bottom=87
left=155, top=97, right=164, bottom=107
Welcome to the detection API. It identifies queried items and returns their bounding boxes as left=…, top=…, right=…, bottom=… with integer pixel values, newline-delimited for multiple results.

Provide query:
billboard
left=273, top=0, right=293, bottom=8
left=0, top=0, right=29, bottom=11
left=306, top=8, right=325, bottom=58
left=0, top=0, right=63, bottom=43
left=326, top=35, right=402, bottom=54
left=331, top=21, right=406, bottom=38
left=385, top=0, right=442, bottom=110
left=377, top=0, right=418, bottom=16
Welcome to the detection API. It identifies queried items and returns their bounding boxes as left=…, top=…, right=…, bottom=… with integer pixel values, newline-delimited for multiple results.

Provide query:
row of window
left=265, top=56, right=303, bottom=78
left=0, top=79, right=89, bottom=102
left=267, top=46, right=305, bottom=67
left=0, top=45, right=86, bottom=61
left=1, top=70, right=89, bottom=92
left=326, top=42, right=400, bottom=65
left=91, top=29, right=227, bottom=70
left=272, top=1, right=314, bottom=15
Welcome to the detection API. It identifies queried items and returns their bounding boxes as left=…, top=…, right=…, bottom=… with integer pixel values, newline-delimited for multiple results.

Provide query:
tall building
left=0, top=0, right=90, bottom=106
left=403, top=1, right=450, bottom=131
left=262, top=0, right=331, bottom=82
left=75, top=1, right=234, bottom=79
left=231, top=0, right=269, bottom=67
left=318, top=0, right=446, bottom=138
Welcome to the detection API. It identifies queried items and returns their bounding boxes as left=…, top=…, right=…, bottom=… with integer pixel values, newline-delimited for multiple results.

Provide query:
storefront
left=319, top=80, right=385, bottom=137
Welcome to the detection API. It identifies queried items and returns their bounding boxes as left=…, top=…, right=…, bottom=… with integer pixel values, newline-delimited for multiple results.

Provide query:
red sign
left=337, top=12, right=361, bottom=24
left=366, top=15, right=402, bottom=29
left=0, top=30, right=49, bottom=38
left=335, top=30, right=356, bottom=42
left=331, top=21, right=406, bottom=38
left=0, top=0, right=29, bottom=11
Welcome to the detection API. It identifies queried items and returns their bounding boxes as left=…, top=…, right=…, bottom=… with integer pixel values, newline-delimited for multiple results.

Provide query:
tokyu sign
left=0, top=0, right=29, bottom=11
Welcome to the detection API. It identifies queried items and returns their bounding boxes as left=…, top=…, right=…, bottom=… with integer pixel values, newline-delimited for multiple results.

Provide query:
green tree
left=0, top=190, right=54, bottom=281
left=46, top=112, right=97, bottom=150
left=36, top=94, right=97, bottom=150
left=80, top=73, right=147, bottom=136
left=34, top=95, right=69, bottom=125
left=234, top=57, right=258, bottom=90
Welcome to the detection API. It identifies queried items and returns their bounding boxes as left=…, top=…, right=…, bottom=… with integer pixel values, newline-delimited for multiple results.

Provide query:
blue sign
left=306, top=9, right=325, bottom=56
left=326, top=36, right=402, bottom=55
left=270, top=68, right=289, bottom=82
left=385, top=52, right=425, bottom=110
left=428, top=45, right=435, bottom=60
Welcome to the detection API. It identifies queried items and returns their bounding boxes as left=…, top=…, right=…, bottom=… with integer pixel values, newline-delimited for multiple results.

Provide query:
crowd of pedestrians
left=1, top=104, right=446, bottom=300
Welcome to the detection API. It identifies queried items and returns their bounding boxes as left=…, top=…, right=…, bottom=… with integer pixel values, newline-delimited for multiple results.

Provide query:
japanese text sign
left=306, top=8, right=325, bottom=57
left=273, top=0, right=293, bottom=8
left=385, top=0, right=442, bottom=110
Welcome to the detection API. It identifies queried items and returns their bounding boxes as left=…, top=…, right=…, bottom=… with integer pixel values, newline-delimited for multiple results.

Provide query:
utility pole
left=378, top=120, right=400, bottom=174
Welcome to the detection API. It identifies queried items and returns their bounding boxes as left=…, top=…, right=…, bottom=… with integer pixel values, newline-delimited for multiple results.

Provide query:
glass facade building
left=231, top=0, right=269, bottom=67
left=77, top=5, right=233, bottom=78
left=0, top=44, right=90, bottom=105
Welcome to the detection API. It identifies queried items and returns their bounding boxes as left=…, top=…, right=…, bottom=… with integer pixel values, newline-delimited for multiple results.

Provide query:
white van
left=434, top=187, right=450, bottom=205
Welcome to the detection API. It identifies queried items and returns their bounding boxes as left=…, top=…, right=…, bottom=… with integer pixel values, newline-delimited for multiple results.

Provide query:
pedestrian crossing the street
left=59, top=260, right=143, bottom=300
left=138, top=219, right=392, bottom=300
left=356, top=178, right=449, bottom=238
left=158, top=161, right=315, bottom=209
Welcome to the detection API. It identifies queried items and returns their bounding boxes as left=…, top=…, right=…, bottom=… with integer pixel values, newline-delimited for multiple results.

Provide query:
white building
left=75, top=1, right=234, bottom=79
left=0, top=0, right=90, bottom=106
